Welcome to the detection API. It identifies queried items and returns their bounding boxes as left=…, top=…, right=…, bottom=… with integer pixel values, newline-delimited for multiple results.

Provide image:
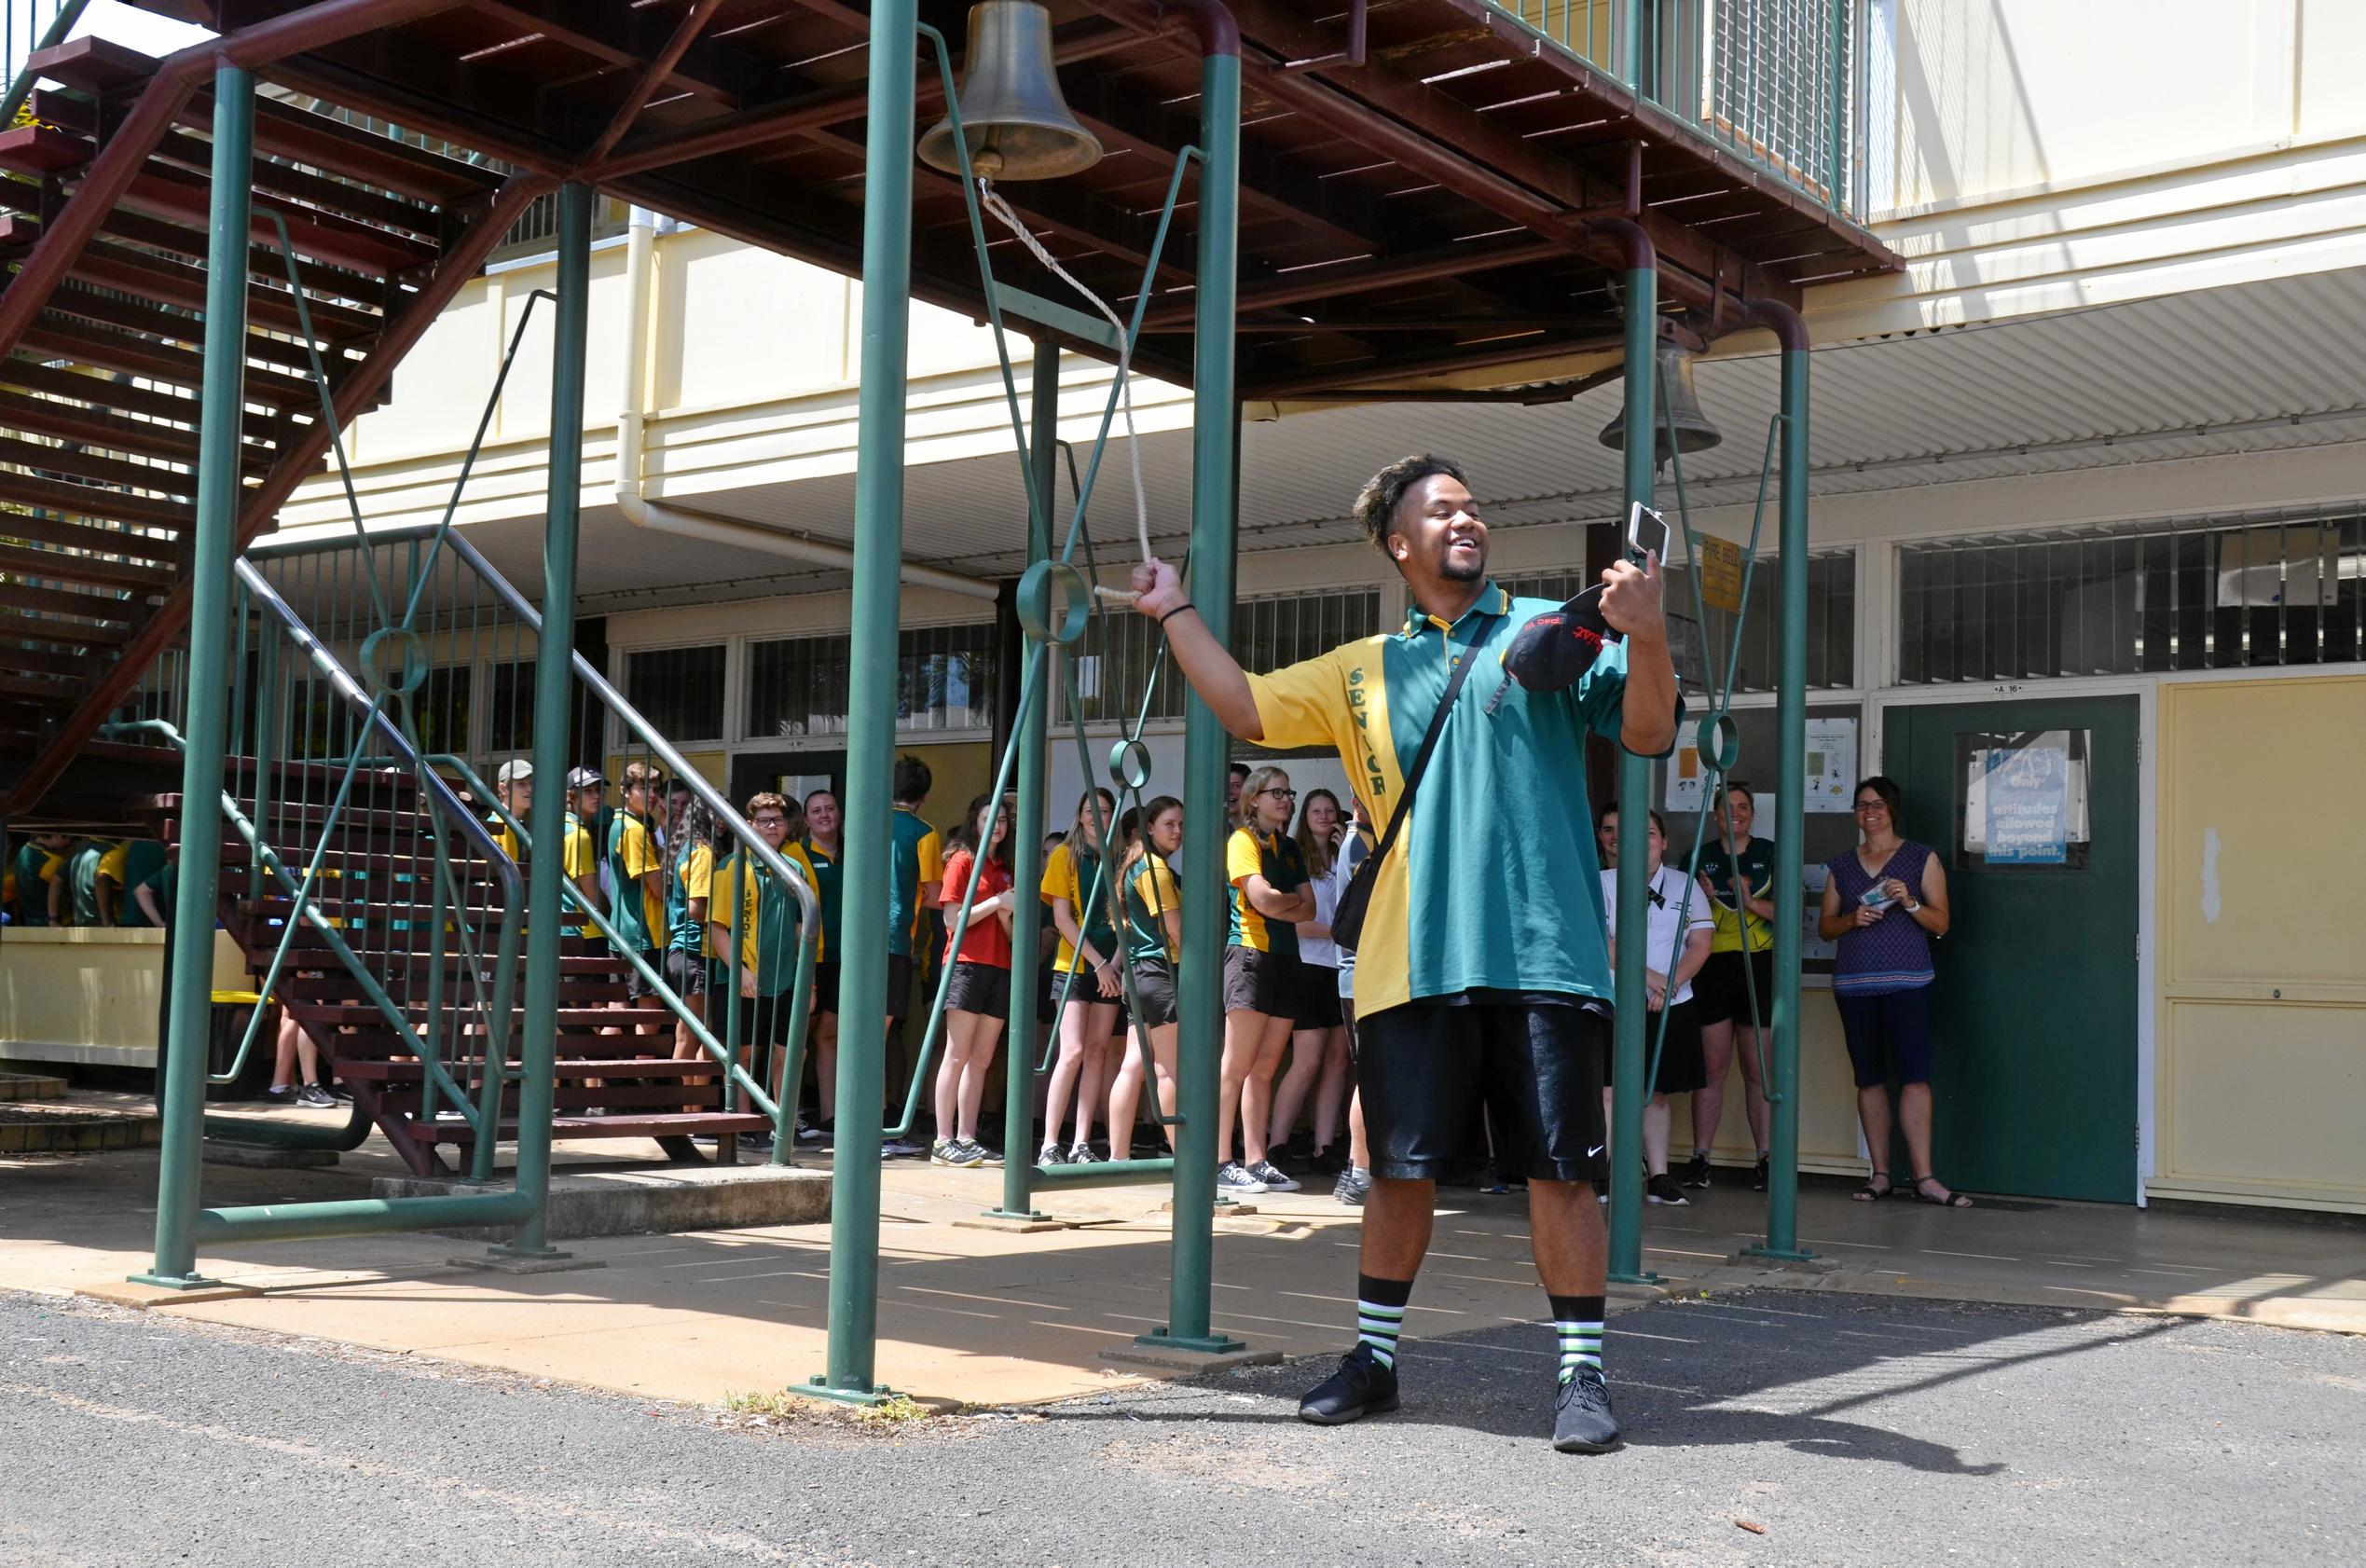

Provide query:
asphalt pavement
left=2, top=1286, right=2356, bottom=1567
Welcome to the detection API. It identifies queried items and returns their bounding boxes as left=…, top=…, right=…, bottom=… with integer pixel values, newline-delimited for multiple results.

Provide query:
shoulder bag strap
left=1363, top=618, right=1492, bottom=878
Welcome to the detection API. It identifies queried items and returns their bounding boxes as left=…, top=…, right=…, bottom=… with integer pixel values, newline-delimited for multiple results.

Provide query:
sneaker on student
left=1332, top=1167, right=1371, bottom=1207
left=1298, top=1341, right=1398, bottom=1425
left=295, top=1084, right=336, bottom=1109
left=1552, top=1366, right=1620, bottom=1453
left=951, top=1139, right=990, bottom=1169
left=1683, top=1152, right=1713, bottom=1189
left=972, top=1143, right=1004, bottom=1167
left=1216, top=1162, right=1267, bottom=1196
left=1247, top=1160, right=1298, bottom=1192
left=260, top=1086, right=296, bottom=1108
left=741, top=1132, right=775, bottom=1154
left=929, top=1138, right=960, bottom=1166
left=1038, top=1140, right=1066, bottom=1168
left=327, top=1081, right=354, bottom=1104
left=1645, top=1172, right=1689, bottom=1206
left=883, top=1135, right=926, bottom=1159
left=1066, top=1142, right=1100, bottom=1164
left=1752, top=1155, right=1770, bottom=1192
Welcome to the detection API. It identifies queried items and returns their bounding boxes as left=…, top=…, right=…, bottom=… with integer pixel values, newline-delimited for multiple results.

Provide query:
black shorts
left=1602, top=998, right=1708, bottom=1094
left=1355, top=997, right=1608, bottom=1185
left=1695, top=948, right=1775, bottom=1028
left=944, top=960, right=1011, bottom=1022
left=885, top=953, right=915, bottom=1021
left=1294, top=964, right=1343, bottom=1031
left=1222, top=944, right=1297, bottom=1016
left=1047, top=965, right=1121, bottom=1020
left=660, top=946, right=708, bottom=998
left=746, top=987, right=798, bottom=1051
left=1129, top=960, right=1177, bottom=1028
left=812, top=960, right=840, bottom=1016
left=1836, top=984, right=1933, bottom=1088
left=622, top=949, right=659, bottom=1000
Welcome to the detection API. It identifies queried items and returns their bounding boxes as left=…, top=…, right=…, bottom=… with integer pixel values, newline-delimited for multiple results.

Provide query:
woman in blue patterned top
left=1819, top=775, right=1966, bottom=1207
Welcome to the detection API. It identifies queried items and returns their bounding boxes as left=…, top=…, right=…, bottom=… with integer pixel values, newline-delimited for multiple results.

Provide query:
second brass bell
left=917, top=0, right=1104, bottom=182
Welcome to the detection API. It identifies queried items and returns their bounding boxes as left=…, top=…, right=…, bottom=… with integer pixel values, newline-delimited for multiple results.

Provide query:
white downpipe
left=610, top=207, right=997, bottom=603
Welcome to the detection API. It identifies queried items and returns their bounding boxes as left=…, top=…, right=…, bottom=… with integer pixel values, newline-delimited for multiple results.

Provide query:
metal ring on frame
left=358, top=626, right=431, bottom=696
left=1697, top=710, right=1740, bottom=773
left=1015, top=559, right=1092, bottom=646
left=1109, top=737, right=1154, bottom=792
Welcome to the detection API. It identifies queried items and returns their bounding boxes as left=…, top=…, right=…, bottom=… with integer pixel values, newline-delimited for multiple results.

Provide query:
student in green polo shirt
left=9, top=832, right=69, bottom=927
left=1129, top=453, right=1680, bottom=1455
left=62, top=839, right=105, bottom=927
left=708, top=792, right=805, bottom=1131
left=1689, top=780, right=1778, bottom=1192
left=662, top=794, right=715, bottom=1085
left=606, top=762, right=667, bottom=1029
left=791, top=788, right=844, bottom=1142
left=96, top=838, right=168, bottom=927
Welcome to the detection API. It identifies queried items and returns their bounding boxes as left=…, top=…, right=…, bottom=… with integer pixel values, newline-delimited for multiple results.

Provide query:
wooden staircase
left=141, top=763, right=772, bottom=1176
left=0, top=33, right=549, bottom=822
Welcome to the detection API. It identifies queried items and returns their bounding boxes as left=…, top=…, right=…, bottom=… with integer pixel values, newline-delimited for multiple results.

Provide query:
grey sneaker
left=1332, top=1167, right=1371, bottom=1206
left=295, top=1084, right=335, bottom=1109
left=1247, top=1159, right=1298, bottom=1192
left=929, top=1138, right=960, bottom=1166
left=944, top=1139, right=987, bottom=1169
left=1552, top=1366, right=1620, bottom=1453
left=1066, top=1142, right=1100, bottom=1164
left=1038, top=1140, right=1066, bottom=1168
left=1216, top=1161, right=1267, bottom=1196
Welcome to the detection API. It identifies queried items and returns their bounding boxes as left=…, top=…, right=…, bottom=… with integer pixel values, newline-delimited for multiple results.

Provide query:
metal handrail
left=232, top=559, right=523, bottom=1152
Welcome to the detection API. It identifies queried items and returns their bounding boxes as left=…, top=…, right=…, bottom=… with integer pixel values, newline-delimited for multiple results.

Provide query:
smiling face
left=1597, top=812, right=1619, bottom=866
left=805, top=791, right=840, bottom=844
left=1386, top=472, right=1488, bottom=586
left=1721, top=788, right=1754, bottom=844
left=1076, top=791, right=1113, bottom=850
left=1854, top=789, right=1893, bottom=840
left=1304, top=792, right=1339, bottom=841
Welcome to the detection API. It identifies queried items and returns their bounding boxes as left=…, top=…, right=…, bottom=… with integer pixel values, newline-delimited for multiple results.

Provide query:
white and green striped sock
left=1549, top=1293, right=1606, bottom=1384
left=1355, top=1274, right=1411, bottom=1369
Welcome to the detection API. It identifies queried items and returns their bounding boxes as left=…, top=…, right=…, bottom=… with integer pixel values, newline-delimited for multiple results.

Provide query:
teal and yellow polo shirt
left=1225, top=827, right=1307, bottom=956
left=1245, top=580, right=1675, bottom=1019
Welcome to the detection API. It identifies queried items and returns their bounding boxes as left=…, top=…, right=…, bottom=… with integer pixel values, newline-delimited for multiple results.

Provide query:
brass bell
left=1598, top=342, right=1725, bottom=469
left=917, top=0, right=1104, bottom=182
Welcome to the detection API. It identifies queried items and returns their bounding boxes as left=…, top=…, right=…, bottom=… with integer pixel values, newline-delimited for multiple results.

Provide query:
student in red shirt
left=932, top=791, right=1019, bottom=1167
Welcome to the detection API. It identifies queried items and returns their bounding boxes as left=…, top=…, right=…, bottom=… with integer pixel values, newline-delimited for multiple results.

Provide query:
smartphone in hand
left=1627, top=502, right=1670, bottom=565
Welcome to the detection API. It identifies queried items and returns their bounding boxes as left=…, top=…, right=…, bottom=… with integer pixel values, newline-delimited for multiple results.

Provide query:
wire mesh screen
left=1900, top=516, right=2366, bottom=682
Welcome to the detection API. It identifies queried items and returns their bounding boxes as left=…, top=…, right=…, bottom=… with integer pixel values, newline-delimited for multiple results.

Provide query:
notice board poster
left=1980, top=744, right=2071, bottom=864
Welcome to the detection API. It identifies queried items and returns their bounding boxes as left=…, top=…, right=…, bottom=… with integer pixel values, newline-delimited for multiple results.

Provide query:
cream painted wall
left=0, top=929, right=249, bottom=1067
left=2153, top=673, right=2366, bottom=1211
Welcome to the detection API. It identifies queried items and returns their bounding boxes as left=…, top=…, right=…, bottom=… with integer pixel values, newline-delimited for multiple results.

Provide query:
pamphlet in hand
left=1859, top=883, right=1894, bottom=912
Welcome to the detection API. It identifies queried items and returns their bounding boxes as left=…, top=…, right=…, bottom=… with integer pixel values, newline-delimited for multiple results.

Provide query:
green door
left=1891, top=695, right=2139, bottom=1204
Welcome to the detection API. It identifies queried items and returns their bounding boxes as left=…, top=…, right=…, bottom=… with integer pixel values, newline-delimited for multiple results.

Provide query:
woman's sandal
left=1912, top=1176, right=1974, bottom=1208
left=1852, top=1172, right=1892, bottom=1202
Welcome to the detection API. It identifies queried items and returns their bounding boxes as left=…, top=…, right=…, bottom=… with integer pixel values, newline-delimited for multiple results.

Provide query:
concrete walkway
left=2, top=1131, right=2359, bottom=1410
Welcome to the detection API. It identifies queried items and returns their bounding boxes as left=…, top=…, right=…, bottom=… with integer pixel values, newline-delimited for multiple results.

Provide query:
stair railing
left=242, top=522, right=818, bottom=1160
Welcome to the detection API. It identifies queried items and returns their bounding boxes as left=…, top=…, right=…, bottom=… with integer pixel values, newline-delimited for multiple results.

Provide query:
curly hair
left=1351, top=454, right=1468, bottom=553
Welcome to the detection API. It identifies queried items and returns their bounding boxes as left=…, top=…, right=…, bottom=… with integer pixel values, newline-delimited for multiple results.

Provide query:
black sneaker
left=1066, top=1142, right=1100, bottom=1164
left=327, top=1082, right=354, bottom=1104
left=1332, top=1167, right=1371, bottom=1207
left=1682, top=1153, right=1713, bottom=1189
left=1752, top=1155, right=1769, bottom=1192
left=1645, top=1173, right=1689, bottom=1206
left=295, top=1084, right=336, bottom=1109
left=1552, top=1366, right=1620, bottom=1452
left=1298, top=1341, right=1399, bottom=1425
left=260, top=1086, right=296, bottom=1108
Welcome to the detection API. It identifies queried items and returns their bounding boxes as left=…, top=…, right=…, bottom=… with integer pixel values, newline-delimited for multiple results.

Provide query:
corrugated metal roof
left=477, top=267, right=2366, bottom=605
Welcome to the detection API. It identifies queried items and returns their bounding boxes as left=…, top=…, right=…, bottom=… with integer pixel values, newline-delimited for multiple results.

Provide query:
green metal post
left=818, top=0, right=920, bottom=1400
left=1746, top=307, right=1818, bottom=1264
left=1140, top=39, right=1245, bottom=1356
left=1606, top=263, right=1658, bottom=1286
left=133, top=65, right=253, bottom=1291
left=494, top=182, right=592, bottom=1261
left=989, top=342, right=1057, bottom=1221
left=1623, top=0, right=1646, bottom=91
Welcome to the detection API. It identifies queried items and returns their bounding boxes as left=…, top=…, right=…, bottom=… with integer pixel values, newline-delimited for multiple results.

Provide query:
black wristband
left=1158, top=601, right=1197, bottom=627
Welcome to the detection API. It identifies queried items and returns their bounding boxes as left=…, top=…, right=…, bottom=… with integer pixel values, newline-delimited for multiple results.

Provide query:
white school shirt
left=1598, top=863, right=1713, bottom=1005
